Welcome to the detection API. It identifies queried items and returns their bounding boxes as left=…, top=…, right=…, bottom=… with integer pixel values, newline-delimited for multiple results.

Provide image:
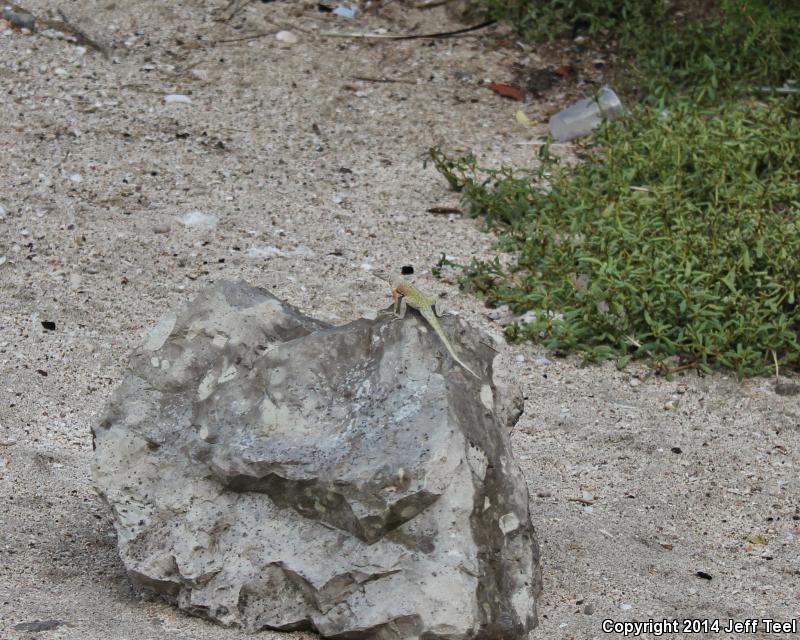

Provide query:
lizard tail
left=457, top=358, right=481, bottom=380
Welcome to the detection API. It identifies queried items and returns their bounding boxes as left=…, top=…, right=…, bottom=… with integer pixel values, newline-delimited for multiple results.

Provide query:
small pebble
left=620, top=603, right=632, bottom=611
left=583, top=604, right=594, bottom=615
left=14, top=620, right=64, bottom=633
left=246, top=245, right=286, bottom=259
left=533, top=356, right=551, bottom=366
left=3, top=5, right=36, bottom=30
left=486, top=308, right=507, bottom=321
left=70, top=174, right=82, bottom=183
left=164, top=94, right=192, bottom=104
left=153, top=223, right=171, bottom=234
left=276, top=30, right=298, bottom=45
left=333, top=4, right=360, bottom=18
left=775, top=381, right=800, bottom=396
left=180, top=211, right=217, bottom=228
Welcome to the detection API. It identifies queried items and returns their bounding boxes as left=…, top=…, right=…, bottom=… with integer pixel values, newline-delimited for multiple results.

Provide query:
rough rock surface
left=92, top=280, right=542, bottom=639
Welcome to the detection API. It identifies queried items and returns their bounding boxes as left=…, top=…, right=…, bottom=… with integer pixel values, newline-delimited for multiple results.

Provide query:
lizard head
left=374, top=270, right=407, bottom=295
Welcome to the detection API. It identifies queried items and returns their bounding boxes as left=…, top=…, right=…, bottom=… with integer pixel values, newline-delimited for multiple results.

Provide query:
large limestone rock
left=93, top=280, right=541, bottom=639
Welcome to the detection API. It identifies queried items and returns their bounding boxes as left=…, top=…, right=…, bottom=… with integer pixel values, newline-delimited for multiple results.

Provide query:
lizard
left=374, top=272, right=481, bottom=380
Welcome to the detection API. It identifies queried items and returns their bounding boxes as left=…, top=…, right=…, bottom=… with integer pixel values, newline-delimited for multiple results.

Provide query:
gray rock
left=14, top=620, right=65, bottom=632
left=2, top=6, right=36, bottom=30
left=93, top=280, right=541, bottom=639
left=774, top=379, right=800, bottom=396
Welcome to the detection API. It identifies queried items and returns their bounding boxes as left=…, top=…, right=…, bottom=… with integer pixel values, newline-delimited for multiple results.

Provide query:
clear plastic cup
left=548, top=86, right=624, bottom=142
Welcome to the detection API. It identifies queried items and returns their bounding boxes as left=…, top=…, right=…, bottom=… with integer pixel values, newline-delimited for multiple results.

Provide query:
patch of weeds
left=481, top=0, right=660, bottom=42
left=428, top=98, right=800, bottom=377
left=482, top=0, right=800, bottom=102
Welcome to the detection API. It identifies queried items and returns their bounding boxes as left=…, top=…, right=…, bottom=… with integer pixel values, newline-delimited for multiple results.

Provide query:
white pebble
left=276, top=30, right=298, bottom=45
left=246, top=245, right=286, bottom=259
left=70, top=174, right=82, bottom=183
left=180, top=211, right=218, bottom=228
left=333, top=4, right=360, bottom=18
left=164, top=94, right=192, bottom=104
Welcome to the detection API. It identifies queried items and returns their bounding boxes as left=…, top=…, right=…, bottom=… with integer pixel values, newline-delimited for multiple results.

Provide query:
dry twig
left=321, top=19, right=496, bottom=40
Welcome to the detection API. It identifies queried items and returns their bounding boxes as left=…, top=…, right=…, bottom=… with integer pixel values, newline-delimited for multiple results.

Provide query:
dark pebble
left=14, top=620, right=64, bottom=632
left=2, top=6, right=36, bottom=30
left=775, top=381, right=800, bottom=396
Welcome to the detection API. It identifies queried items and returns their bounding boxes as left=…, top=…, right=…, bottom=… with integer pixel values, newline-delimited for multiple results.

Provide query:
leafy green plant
left=428, top=98, right=800, bottom=376
left=431, top=1, right=800, bottom=376
left=481, top=0, right=660, bottom=42
left=483, top=0, right=800, bottom=102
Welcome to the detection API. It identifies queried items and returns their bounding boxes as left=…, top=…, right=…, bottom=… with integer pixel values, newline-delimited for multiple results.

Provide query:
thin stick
left=321, top=19, right=496, bottom=40
left=427, top=206, right=462, bottom=214
left=413, top=0, right=449, bottom=7
left=350, top=75, right=417, bottom=84
left=667, top=362, right=697, bottom=374
left=213, top=29, right=278, bottom=44
left=36, top=10, right=108, bottom=56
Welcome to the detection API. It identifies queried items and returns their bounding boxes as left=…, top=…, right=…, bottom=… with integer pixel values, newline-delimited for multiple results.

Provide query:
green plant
left=483, top=0, right=800, bottom=102
left=428, top=97, right=800, bottom=376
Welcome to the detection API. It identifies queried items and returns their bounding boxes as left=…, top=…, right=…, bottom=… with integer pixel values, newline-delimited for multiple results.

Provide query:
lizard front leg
left=381, top=293, right=407, bottom=319
left=396, top=296, right=408, bottom=319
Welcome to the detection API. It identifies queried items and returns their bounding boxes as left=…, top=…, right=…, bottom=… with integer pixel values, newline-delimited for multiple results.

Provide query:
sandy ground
left=1, top=1, right=798, bottom=639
